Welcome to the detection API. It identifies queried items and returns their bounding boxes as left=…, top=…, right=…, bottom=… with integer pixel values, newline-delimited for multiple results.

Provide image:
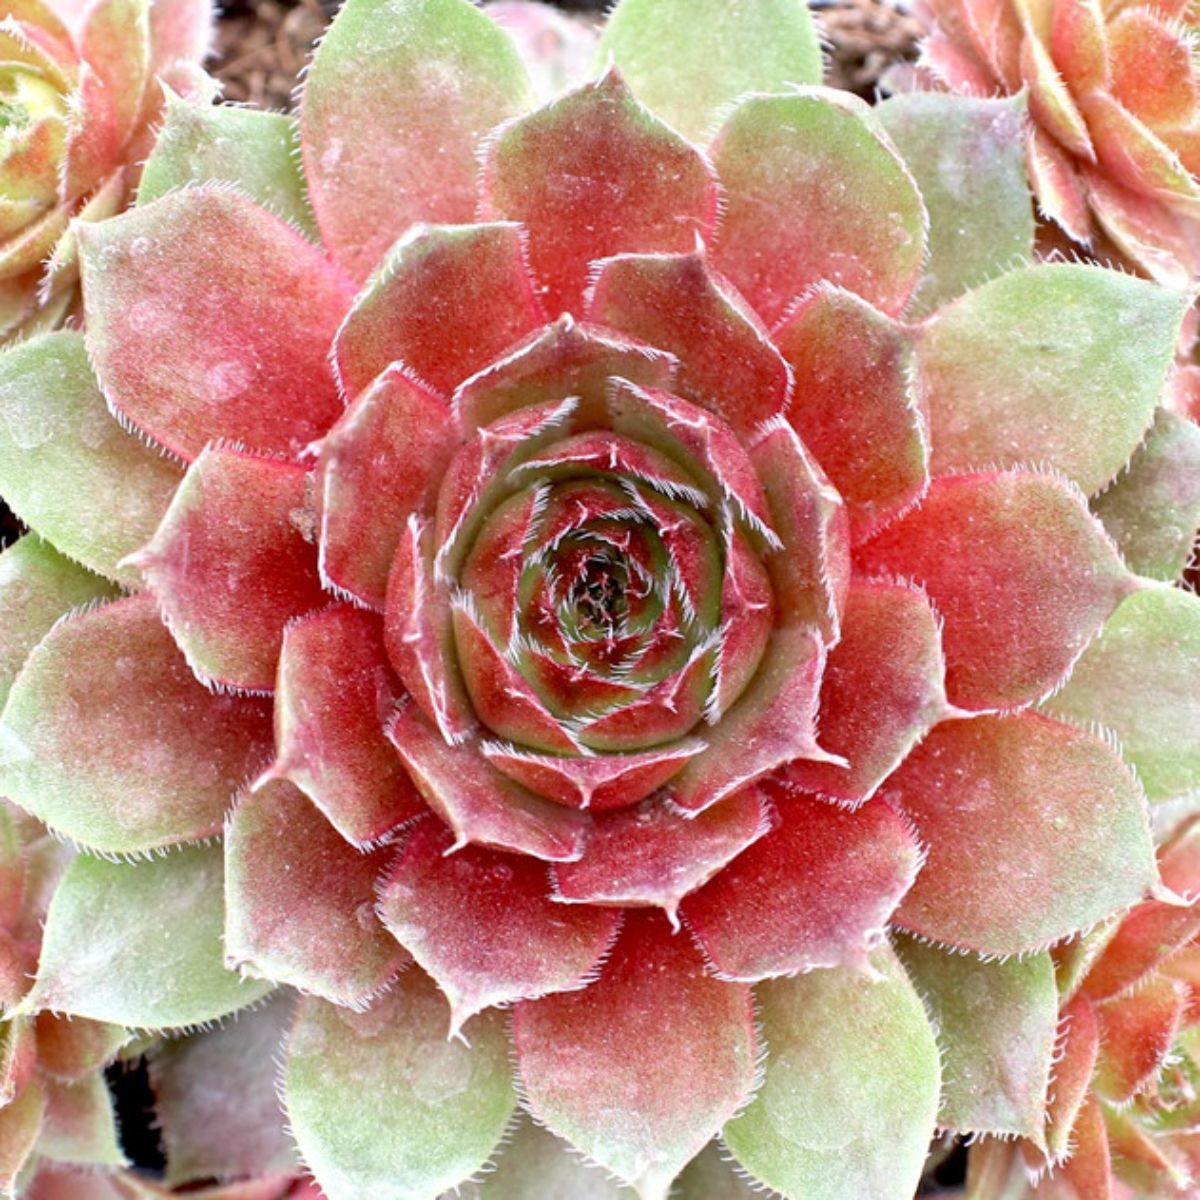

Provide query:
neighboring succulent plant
left=0, top=0, right=1197, bottom=1198
left=909, top=0, right=1200, bottom=284
left=0, top=0, right=214, bottom=342
left=966, top=817, right=1200, bottom=1199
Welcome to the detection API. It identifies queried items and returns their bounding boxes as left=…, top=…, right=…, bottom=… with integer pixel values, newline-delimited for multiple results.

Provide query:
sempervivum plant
left=0, top=0, right=1199, bottom=1197
left=0, top=0, right=213, bottom=341
left=968, top=817, right=1200, bottom=1199
left=908, top=0, right=1200, bottom=283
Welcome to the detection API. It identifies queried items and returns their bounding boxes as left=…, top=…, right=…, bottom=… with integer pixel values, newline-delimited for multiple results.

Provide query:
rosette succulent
left=968, top=817, right=1200, bottom=1199
left=0, top=0, right=1198, bottom=1198
left=0, top=0, right=213, bottom=342
left=908, top=0, right=1200, bottom=283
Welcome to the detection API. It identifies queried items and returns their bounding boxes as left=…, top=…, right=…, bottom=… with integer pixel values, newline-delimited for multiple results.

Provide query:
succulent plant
left=967, top=817, right=1200, bottom=1199
left=0, top=0, right=213, bottom=342
left=0, top=0, right=1198, bottom=1198
left=908, top=0, right=1200, bottom=284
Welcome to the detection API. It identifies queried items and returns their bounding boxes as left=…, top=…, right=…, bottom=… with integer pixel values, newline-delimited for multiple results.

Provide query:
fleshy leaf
left=1046, top=994, right=1100, bottom=1162
left=39, top=1074, right=125, bottom=1167
left=915, top=264, right=1188, bottom=495
left=480, top=70, right=719, bottom=316
left=333, top=222, right=545, bottom=399
left=386, top=704, right=587, bottom=862
left=552, top=786, right=769, bottom=918
left=483, top=740, right=705, bottom=813
left=1091, top=409, right=1200, bottom=582
left=724, top=944, right=939, bottom=1200
left=876, top=93, right=1033, bottom=315
left=785, top=580, right=947, bottom=803
left=887, top=713, right=1157, bottom=955
left=668, top=627, right=829, bottom=813
left=750, top=418, right=849, bottom=640
left=378, top=817, right=619, bottom=1034
left=1082, top=821, right=1200, bottom=1000
left=0, top=536, right=116, bottom=709
left=150, top=994, right=298, bottom=1186
left=79, top=187, right=352, bottom=461
left=0, top=593, right=272, bottom=854
left=598, top=0, right=821, bottom=142
left=774, top=288, right=927, bottom=542
left=34, top=1015, right=128, bottom=1082
left=711, top=90, right=926, bottom=324
left=28, top=844, right=274, bottom=1028
left=301, top=0, right=531, bottom=281
left=271, top=605, right=425, bottom=846
left=133, top=445, right=326, bottom=692
left=515, top=911, right=756, bottom=1199
left=680, top=791, right=920, bottom=980
left=0, top=331, right=182, bottom=584
left=317, top=368, right=457, bottom=609
left=1093, top=975, right=1185, bottom=1104
left=452, top=316, right=675, bottom=433
left=854, top=472, right=1135, bottom=711
left=585, top=252, right=792, bottom=437
left=1044, top=588, right=1200, bottom=803
left=137, top=92, right=317, bottom=238
left=457, top=1117, right=635, bottom=1199
left=285, top=976, right=515, bottom=1200
left=0, top=1081, right=44, bottom=1192
left=895, top=936, right=1058, bottom=1141
left=226, top=781, right=408, bottom=1007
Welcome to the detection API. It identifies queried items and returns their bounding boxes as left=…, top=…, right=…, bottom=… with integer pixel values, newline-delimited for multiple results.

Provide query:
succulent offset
left=908, top=0, right=1200, bottom=283
left=0, top=0, right=1197, bottom=1198
left=0, top=0, right=212, bottom=341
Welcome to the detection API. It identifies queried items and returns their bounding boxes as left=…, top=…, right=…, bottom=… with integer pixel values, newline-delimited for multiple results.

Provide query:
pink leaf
left=514, top=910, right=756, bottom=1197
left=854, top=472, right=1135, bottom=711
left=480, top=69, right=719, bottom=316
left=133, top=445, right=326, bottom=693
left=681, top=790, right=921, bottom=980
left=226, top=779, right=409, bottom=1008
left=332, top=222, right=546, bottom=400
left=79, top=188, right=353, bottom=461
left=269, top=605, right=426, bottom=848
left=377, top=817, right=619, bottom=1035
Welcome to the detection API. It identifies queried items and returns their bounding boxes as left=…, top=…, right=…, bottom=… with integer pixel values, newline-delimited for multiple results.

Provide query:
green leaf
left=917, top=264, right=1188, bottom=495
left=895, top=936, right=1058, bottom=1142
left=1092, top=409, right=1200, bottom=582
left=0, top=332, right=182, bottom=584
left=301, top=0, right=532, bottom=282
left=912, top=265, right=1185, bottom=494
left=723, top=945, right=939, bottom=1200
left=285, top=972, right=515, bottom=1200
left=598, top=0, right=821, bottom=143
left=457, top=1118, right=635, bottom=1199
left=0, top=536, right=116, bottom=711
left=0, top=1079, right=43, bottom=1193
left=1044, top=587, right=1200, bottom=802
left=38, top=1074, right=126, bottom=1168
left=139, top=92, right=318, bottom=239
left=27, top=845, right=273, bottom=1029
left=151, top=994, right=298, bottom=1186
left=877, top=93, right=1034, bottom=316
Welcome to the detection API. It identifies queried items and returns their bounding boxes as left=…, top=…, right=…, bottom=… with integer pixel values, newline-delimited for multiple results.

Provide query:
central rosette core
left=456, top=463, right=726, bottom=754
left=382, top=350, right=837, bottom=816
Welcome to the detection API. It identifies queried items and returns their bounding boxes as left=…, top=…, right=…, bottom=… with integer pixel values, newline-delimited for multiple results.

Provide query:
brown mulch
left=211, top=0, right=922, bottom=110
left=820, top=0, right=924, bottom=95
